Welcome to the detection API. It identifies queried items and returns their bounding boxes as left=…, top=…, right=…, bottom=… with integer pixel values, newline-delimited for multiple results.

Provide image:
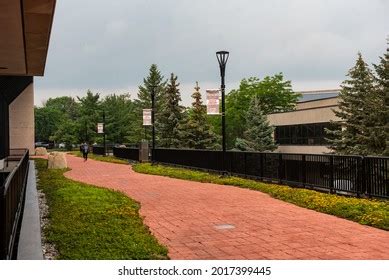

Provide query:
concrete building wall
left=268, top=100, right=341, bottom=126
left=268, top=97, right=341, bottom=154
left=9, top=83, right=34, bottom=154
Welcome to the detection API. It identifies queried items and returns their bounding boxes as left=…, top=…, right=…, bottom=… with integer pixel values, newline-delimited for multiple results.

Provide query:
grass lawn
left=69, top=151, right=129, bottom=165
left=35, top=158, right=168, bottom=260
left=133, top=163, right=389, bottom=231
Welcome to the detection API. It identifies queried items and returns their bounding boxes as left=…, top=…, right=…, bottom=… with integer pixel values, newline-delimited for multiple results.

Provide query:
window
left=274, top=123, right=339, bottom=145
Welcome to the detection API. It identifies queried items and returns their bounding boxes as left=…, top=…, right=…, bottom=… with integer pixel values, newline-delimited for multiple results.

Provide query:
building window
left=274, top=123, right=339, bottom=145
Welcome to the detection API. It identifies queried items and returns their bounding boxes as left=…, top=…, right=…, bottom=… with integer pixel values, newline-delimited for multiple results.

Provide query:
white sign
left=143, top=109, right=152, bottom=126
left=97, top=123, right=104, bottom=134
left=206, top=89, right=220, bottom=115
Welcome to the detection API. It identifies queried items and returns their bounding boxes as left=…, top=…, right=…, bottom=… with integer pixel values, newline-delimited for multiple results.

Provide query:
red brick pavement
left=63, top=155, right=389, bottom=260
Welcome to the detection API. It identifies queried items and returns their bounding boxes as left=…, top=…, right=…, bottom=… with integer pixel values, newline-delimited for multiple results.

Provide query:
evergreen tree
left=372, top=39, right=389, bottom=155
left=137, top=64, right=167, bottom=108
left=157, top=73, right=184, bottom=148
left=136, top=64, right=167, bottom=141
left=178, top=82, right=219, bottom=149
left=235, top=97, right=277, bottom=151
left=326, top=53, right=376, bottom=155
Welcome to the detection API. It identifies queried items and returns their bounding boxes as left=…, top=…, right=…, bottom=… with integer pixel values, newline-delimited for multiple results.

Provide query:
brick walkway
left=64, top=155, right=389, bottom=260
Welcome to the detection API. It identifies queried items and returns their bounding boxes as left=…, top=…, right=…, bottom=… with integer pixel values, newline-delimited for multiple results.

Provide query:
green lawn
left=133, top=163, right=389, bottom=231
left=70, top=151, right=129, bottom=165
left=35, top=159, right=168, bottom=260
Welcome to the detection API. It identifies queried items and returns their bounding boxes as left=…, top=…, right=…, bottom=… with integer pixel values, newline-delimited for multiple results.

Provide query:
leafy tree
left=223, top=73, right=299, bottom=147
left=326, top=53, right=376, bottom=155
left=45, top=96, right=79, bottom=120
left=101, top=93, right=135, bottom=144
left=77, top=90, right=101, bottom=144
left=178, top=82, right=219, bottom=149
left=235, top=97, right=277, bottom=152
left=157, top=73, right=184, bottom=148
left=52, top=118, right=80, bottom=150
left=372, top=39, right=389, bottom=155
left=34, top=106, right=62, bottom=142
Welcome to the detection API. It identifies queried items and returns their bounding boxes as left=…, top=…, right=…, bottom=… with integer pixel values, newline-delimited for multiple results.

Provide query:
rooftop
left=297, top=89, right=340, bottom=103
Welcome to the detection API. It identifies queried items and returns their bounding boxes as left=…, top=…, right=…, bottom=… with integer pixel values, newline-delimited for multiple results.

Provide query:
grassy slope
left=133, top=163, right=389, bottom=231
left=35, top=159, right=168, bottom=260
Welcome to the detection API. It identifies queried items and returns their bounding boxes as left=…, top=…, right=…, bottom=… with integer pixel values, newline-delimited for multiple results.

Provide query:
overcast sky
left=34, top=0, right=389, bottom=106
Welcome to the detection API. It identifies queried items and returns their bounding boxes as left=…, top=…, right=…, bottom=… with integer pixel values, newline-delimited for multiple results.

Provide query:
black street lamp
left=103, top=110, right=106, bottom=157
left=216, top=50, right=229, bottom=173
left=151, top=85, right=156, bottom=164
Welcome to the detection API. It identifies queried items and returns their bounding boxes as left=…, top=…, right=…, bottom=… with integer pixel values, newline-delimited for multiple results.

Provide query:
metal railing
left=0, top=149, right=29, bottom=259
left=113, top=147, right=139, bottom=161
left=153, top=148, right=389, bottom=199
left=91, top=145, right=114, bottom=156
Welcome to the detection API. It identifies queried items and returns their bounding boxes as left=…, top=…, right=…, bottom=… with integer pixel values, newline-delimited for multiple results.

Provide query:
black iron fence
left=113, top=147, right=139, bottom=161
left=0, top=149, right=29, bottom=259
left=153, top=148, right=389, bottom=199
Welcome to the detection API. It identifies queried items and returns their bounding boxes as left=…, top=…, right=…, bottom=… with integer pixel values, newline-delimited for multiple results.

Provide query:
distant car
left=35, top=141, right=54, bottom=149
left=35, top=142, right=49, bottom=148
left=58, top=143, right=66, bottom=149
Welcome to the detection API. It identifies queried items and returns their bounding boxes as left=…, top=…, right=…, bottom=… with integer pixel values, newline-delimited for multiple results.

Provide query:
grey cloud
left=35, top=0, right=389, bottom=104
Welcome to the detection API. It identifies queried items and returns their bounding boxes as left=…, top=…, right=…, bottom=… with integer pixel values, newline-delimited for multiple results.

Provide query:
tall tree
left=101, top=93, right=135, bottom=144
left=45, top=96, right=79, bottom=120
left=235, top=97, right=277, bottom=152
left=137, top=64, right=167, bottom=109
left=136, top=64, right=167, bottom=142
left=157, top=73, right=184, bottom=148
left=372, top=39, right=389, bottom=155
left=77, top=90, right=101, bottom=144
left=327, top=53, right=376, bottom=155
left=34, top=106, right=62, bottom=142
left=178, top=82, right=219, bottom=149
left=220, top=73, right=299, bottom=148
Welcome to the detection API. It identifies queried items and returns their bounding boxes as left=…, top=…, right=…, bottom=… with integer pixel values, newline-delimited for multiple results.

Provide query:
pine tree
left=235, top=97, right=277, bottom=152
left=372, top=39, right=389, bottom=155
left=178, top=82, right=219, bottom=149
left=157, top=73, right=184, bottom=148
left=136, top=64, right=167, bottom=142
left=327, top=53, right=376, bottom=155
left=137, top=64, right=166, bottom=108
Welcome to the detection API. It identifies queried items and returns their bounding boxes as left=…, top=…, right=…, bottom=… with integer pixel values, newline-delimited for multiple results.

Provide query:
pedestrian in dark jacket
left=82, top=142, right=89, bottom=161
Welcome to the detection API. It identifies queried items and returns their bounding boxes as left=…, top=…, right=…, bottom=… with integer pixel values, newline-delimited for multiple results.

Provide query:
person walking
left=82, top=142, right=89, bottom=161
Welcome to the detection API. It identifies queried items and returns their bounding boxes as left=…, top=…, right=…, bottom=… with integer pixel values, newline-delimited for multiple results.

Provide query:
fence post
left=244, top=152, right=247, bottom=176
left=330, top=156, right=334, bottom=194
left=260, top=153, right=264, bottom=179
left=302, top=154, right=306, bottom=187
left=360, top=157, right=368, bottom=197
left=278, top=153, right=283, bottom=184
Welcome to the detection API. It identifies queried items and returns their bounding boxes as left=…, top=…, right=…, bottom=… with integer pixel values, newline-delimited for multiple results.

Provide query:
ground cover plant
left=35, top=158, right=168, bottom=259
left=70, top=151, right=129, bottom=165
left=133, top=163, right=389, bottom=231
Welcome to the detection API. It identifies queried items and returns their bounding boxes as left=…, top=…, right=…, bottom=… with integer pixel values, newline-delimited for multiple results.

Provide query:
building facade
left=268, top=90, right=341, bottom=154
left=0, top=0, right=56, bottom=169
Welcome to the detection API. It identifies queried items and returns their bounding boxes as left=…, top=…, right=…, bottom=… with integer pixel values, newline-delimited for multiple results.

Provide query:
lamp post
left=151, top=85, right=156, bottom=164
left=216, top=50, right=229, bottom=173
left=103, top=110, right=106, bottom=157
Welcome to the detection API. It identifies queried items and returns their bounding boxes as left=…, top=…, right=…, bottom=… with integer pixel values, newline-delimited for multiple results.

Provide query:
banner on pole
left=97, top=123, right=104, bottom=134
left=143, top=109, right=152, bottom=126
left=206, top=89, right=220, bottom=115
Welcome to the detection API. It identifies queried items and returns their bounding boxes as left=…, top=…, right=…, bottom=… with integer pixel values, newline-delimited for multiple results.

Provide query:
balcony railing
left=0, top=149, right=29, bottom=259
